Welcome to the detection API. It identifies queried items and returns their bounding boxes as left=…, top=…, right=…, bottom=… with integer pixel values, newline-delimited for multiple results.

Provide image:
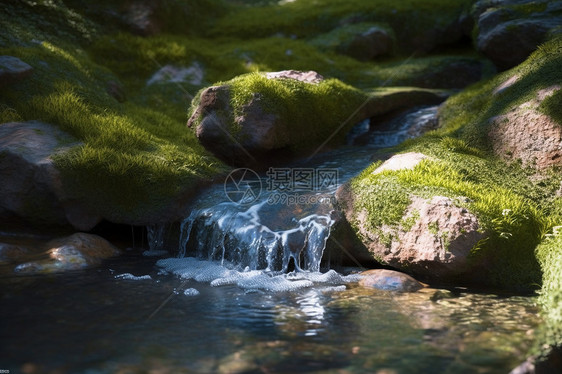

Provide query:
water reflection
left=297, top=290, right=326, bottom=336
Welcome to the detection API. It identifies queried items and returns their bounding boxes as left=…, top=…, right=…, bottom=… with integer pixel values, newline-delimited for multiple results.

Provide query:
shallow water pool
left=0, top=252, right=540, bottom=374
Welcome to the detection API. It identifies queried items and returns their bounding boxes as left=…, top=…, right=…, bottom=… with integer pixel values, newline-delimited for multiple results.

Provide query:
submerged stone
left=14, top=233, right=120, bottom=274
left=358, top=269, right=424, bottom=292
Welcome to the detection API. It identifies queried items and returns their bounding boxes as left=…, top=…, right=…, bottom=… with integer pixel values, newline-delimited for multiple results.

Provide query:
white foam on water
left=183, top=288, right=200, bottom=296
left=156, top=257, right=359, bottom=293
left=320, top=285, right=347, bottom=293
left=115, top=273, right=152, bottom=281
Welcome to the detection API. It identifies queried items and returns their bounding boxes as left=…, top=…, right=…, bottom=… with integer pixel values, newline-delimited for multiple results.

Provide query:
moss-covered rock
left=532, top=231, right=562, bottom=372
left=211, top=0, right=475, bottom=54
left=310, top=22, right=395, bottom=61
left=473, top=0, right=562, bottom=70
left=188, top=71, right=447, bottom=166
left=335, top=36, right=562, bottom=291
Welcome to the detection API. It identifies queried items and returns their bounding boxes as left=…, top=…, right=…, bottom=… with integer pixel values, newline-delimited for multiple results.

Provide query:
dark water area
left=0, top=251, right=540, bottom=374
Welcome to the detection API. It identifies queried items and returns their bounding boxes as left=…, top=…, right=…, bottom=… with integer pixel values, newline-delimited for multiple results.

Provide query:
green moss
left=0, top=0, right=99, bottom=48
left=309, top=22, right=396, bottom=56
left=506, top=2, right=548, bottom=16
left=203, top=72, right=367, bottom=152
left=0, top=105, right=22, bottom=123
left=401, top=209, right=420, bottom=232
left=437, top=36, right=562, bottom=150
left=0, top=26, right=225, bottom=221
left=539, top=89, right=562, bottom=126
left=535, top=231, right=562, bottom=358
left=211, top=0, right=475, bottom=53
left=349, top=136, right=557, bottom=288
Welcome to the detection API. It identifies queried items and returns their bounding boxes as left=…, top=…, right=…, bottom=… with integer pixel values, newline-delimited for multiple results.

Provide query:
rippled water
left=0, top=252, right=540, bottom=374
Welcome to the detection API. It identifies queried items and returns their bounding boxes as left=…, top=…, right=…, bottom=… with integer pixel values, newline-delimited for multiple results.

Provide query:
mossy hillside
left=90, top=32, right=490, bottom=96
left=0, top=28, right=224, bottom=222
left=437, top=36, right=562, bottom=149
left=349, top=136, right=559, bottom=289
left=1, top=0, right=100, bottom=48
left=211, top=0, right=475, bottom=53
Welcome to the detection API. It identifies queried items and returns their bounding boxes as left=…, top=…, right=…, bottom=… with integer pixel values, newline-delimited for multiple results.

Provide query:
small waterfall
left=169, top=105, right=439, bottom=275
left=178, top=201, right=334, bottom=273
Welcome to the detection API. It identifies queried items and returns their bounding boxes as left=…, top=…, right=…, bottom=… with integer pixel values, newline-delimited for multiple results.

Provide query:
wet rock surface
left=358, top=269, right=424, bottom=292
left=14, top=232, right=121, bottom=274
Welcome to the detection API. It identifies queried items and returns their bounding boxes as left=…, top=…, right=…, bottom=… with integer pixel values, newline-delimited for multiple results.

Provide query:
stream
left=0, top=106, right=541, bottom=373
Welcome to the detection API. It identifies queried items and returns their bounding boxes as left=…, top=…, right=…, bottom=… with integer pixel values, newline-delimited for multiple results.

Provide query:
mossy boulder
left=188, top=71, right=447, bottom=166
left=336, top=153, right=487, bottom=283
left=473, top=0, right=562, bottom=70
left=310, top=23, right=395, bottom=61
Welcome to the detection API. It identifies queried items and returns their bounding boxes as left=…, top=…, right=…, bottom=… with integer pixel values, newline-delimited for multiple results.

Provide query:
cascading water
left=177, top=201, right=334, bottom=272
left=157, top=105, right=441, bottom=290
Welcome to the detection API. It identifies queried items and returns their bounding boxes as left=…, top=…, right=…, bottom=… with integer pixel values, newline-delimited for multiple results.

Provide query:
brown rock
left=0, top=121, right=92, bottom=228
left=265, top=70, right=324, bottom=84
left=358, top=269, right=424, bottom=292
left=336, top=176, right=486, bottom=282
left=489, top=85, right=562, bottom=170
left=0, top=56, right=33, bottom=87
left=14, top=233, right=120, bottom=273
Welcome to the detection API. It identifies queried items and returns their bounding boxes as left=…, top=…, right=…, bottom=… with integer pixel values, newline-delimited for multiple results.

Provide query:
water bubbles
left=115, top=273, right=152, bottom=281
left=183, top=288, right=200, bottom=297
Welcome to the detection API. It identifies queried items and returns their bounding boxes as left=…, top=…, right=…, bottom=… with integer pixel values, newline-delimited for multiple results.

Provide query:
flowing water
left=0, top=106, right=542, bottom=373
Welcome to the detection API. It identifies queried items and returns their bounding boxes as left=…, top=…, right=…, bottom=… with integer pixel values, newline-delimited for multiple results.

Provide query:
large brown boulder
left=188, top=71, right=447, bottom=166
left=335, top=153, right=486, bottom=283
